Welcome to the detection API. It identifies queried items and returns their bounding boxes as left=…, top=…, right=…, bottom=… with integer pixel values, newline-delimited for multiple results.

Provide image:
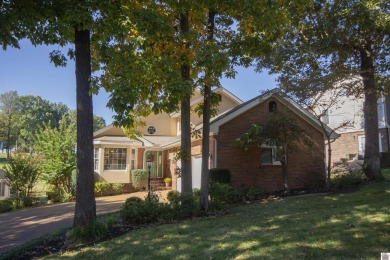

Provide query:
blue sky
left=0, top=39, right=279, bottom=125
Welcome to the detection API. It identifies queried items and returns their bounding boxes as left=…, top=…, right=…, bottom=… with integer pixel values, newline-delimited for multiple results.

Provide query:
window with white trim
left=261, top=147, right=282, bottom=165
left=104, top=148, right=127, bottom=170
left=94, top=148, right=99, bottom=171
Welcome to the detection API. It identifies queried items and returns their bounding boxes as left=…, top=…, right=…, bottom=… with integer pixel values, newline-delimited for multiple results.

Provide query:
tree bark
left=179, top=12, right=192, bottom=197
left=359, top=46, right=383, bottom=180
left=200, top=10, right=216, bottom=211
left=73, top=27, right=96, bottom=227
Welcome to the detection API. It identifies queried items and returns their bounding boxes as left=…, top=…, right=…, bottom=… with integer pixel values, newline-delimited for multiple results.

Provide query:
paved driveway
left=0, top=191, right=169, bottom=255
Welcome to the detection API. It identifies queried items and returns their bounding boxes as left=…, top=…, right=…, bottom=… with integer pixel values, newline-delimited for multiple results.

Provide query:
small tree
left=3, top=153, right=41, bottom=207
left=33, top=118, right=76, bottom=198
left=238, top=109, right=313, bottom=192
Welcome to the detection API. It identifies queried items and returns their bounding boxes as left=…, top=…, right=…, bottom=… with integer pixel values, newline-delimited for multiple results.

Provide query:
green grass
left=47, top=169, right=390, bottom=259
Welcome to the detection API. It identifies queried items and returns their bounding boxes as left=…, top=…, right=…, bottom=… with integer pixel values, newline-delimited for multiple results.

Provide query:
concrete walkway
left=0, top=190, right=169, bottom=255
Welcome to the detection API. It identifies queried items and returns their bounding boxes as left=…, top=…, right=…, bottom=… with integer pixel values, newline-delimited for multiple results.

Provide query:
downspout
left=323, top=133, right=328, bottom=189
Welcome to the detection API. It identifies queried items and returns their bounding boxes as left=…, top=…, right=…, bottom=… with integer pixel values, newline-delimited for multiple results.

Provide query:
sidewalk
left=0, top=190, right=169, bottom=255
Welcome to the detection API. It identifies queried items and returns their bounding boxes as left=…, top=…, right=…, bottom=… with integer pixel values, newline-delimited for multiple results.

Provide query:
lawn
left=48, top=169, right=390, bottom=259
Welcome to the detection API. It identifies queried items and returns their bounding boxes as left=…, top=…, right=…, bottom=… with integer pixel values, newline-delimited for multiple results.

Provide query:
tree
left=33, top=118, right=76, bottom=198
left=3, top=153, right=41, bottom=208
left=0, top=0, right=112, bottom=227
left=0, top=91, right=20, bottom=158
left=17, top=95, right=69, bottom=151
left=238, top=109, right=313, bottom=192
left=257, top=0, right=389, bottom=180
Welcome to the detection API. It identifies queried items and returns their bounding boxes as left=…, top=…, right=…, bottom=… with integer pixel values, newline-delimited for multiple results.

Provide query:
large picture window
left=104, top=148, right=127, bottom=170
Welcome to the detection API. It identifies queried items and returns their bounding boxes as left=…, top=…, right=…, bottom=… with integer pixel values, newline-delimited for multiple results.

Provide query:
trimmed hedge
left=0, top=199, right=14, bottom=213
left=209, top=168, right=231, bottom=184
left=131, top=169, right=148, bottom=189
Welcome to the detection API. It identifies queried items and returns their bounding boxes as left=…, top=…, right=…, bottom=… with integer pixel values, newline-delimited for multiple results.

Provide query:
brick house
left=210, top=89, right=338, bottom=191
left=94, top=88, right=337, bottom=192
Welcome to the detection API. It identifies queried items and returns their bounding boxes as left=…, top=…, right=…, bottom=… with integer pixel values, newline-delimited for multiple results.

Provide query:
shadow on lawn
left=57, top=178, right=390, bottom=259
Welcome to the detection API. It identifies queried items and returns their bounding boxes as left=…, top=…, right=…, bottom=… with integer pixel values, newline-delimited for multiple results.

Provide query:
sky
left=0, top=39, right=279, bottom=125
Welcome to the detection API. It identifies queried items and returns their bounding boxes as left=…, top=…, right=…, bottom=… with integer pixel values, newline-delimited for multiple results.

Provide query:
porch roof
left=142, top=135, right=181, bottom=147
left=93, top=136, right=143, bottom=146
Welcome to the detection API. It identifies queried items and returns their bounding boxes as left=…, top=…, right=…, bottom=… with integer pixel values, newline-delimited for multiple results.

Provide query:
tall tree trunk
left=180, top=11, right=192, bottom=197
left=359, top=46, right=383, bottom=180
left=200, top=10, right=216, bottom=211
left=6, top=115, right=11, bottom=159
left=73, top=27, right=96, bottom=227
left=326, top=138, right=332, bottom=191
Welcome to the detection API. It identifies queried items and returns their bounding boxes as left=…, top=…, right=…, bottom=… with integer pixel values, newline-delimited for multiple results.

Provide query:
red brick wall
left=137, top=148, right=145, bottom=169
left=330, top=131, right=364, bottom=163
left=215, top=98, right=326, bottom=191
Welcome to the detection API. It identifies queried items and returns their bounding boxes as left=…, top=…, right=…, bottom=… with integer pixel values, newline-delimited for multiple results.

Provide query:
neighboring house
left=313, top=85, right=390, bottom=166
left=0, top=169, right=11, bottom=200
left=94, top=88, right=336, bottom=192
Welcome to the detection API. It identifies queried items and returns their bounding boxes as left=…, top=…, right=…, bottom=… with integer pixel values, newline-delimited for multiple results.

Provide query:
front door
left=145, top=151, right=163, bottom=178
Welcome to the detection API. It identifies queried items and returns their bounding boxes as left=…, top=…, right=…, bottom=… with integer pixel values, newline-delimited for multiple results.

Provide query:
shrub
left=112, top=183, right=125, bottom=194
left=22, top=196, right=34, bottom=207
left=330, top=171, right=365, bottom=189
left=120, top=197, right=161, bottom=224
left=95, top=181, right=110, bottom=196
left=209, top=182, right=242, bottom=209
left=0, top=199, right=14, bottom=213
left=131, top=169, right=148, bottom=189
left=69, top=220, right=108, bottom=242
left=209, top=168, right=231, bottom=184
left=167, top=190, right=181, bottom=204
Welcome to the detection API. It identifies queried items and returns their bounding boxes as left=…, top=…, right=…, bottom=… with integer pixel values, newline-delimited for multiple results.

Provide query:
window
left=104, top=148, right=127, bottom=170
left=94, top=148, right=99, bottom=171
left=0, top=182, right=5, bottom=197
left=131, top=149, right=136, bottom=170
left=269, top=101, right=277, bottom=112
left=261, top=147, right=282, bottom=165
left=147, top=126, right=156, bottom=135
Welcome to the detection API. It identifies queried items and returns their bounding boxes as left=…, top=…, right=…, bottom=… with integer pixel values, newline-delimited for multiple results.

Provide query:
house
left=93, top=87, right=242, bottom=191
left=94, top=88, right=336, bottom=192
left=210, top=89, right=337, bottom=191
left=0, top=169, right=11, bottom=200
left=313, top=85, right=390, bottom=167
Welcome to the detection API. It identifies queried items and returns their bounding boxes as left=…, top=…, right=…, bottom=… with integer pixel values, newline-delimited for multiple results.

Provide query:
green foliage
left=0, top=199, right=14, bottom=213
left=33, top=117, right=76, bottom=197
left=69, top=220, right=108, bottom=243
left=95, top=181, right=110, bottom=197
left=120, top=197, right=162, bottom=224
left=3, top=152, right=41, bottom=208
left=209, top=168, right=231, bottom=184
left=330, top=171, right=365, bottom=189
left=209, top=183, right=242, bottom=209
left=131, top=169, right=148, bottom=189
left=0, top=91, right=20, bottom=157
left=167, top=190, right=181, bottom=204
left=112, top=183, right=125, bottom=194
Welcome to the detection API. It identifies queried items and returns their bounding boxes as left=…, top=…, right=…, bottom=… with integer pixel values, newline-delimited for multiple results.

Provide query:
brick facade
left=215, top=98, right=326, bottom=191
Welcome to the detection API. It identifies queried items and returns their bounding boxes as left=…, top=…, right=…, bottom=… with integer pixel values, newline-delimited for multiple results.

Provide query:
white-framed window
left=104, top=148, right=127, bottom=170
left=147, top=126, right=156, bottom=135
left=94, top=148, right=100, bottom=171
left=321, top=110, right=329, bottom=124
left=0, top=182, right=6, bottom=197
left=131, top=149, right=136, bottom=170
left=261, top=147, right=282, bottom=165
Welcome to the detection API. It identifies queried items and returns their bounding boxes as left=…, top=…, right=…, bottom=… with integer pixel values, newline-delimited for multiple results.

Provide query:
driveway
left=0, top=190, right=169, bottom=255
